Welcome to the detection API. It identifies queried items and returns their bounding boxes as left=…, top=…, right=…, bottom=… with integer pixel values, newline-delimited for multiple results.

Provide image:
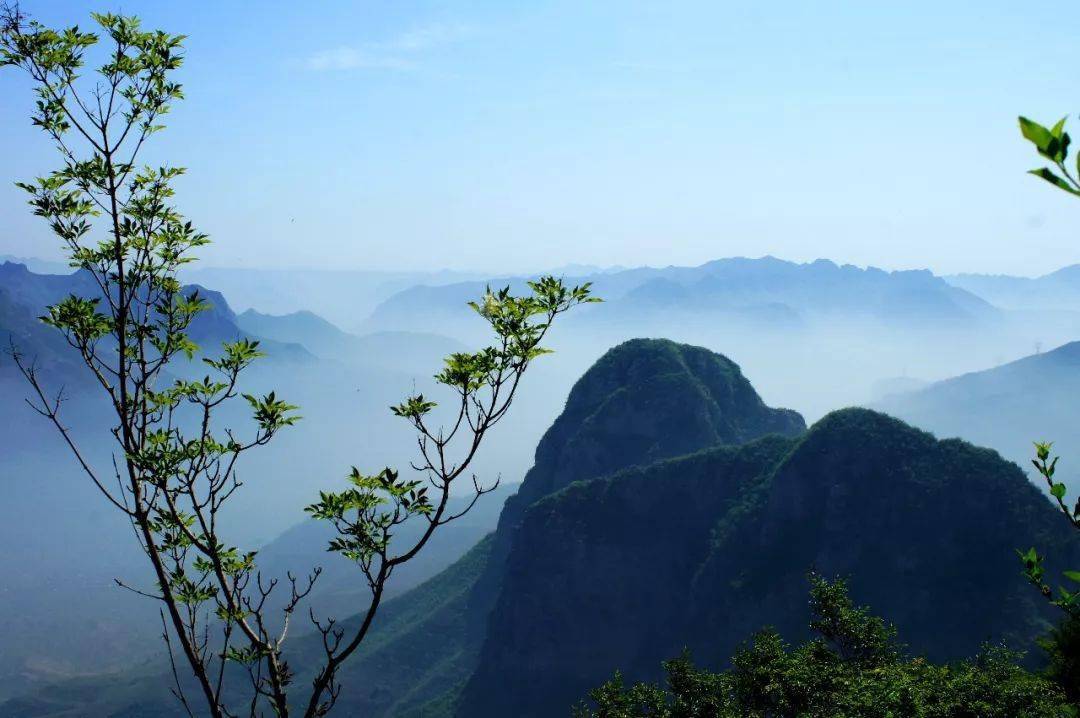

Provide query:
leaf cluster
left=319, top=277, right=598, bottom=575
left=1019, top=443, right=1080, bottom=617
left=1019, top=116, right=1080, bottom=197
left=306, top=467, right=433, bottom=565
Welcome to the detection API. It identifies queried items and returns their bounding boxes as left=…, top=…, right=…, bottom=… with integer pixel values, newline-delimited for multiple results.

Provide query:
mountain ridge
left=363, top=256, right=998, bottom=337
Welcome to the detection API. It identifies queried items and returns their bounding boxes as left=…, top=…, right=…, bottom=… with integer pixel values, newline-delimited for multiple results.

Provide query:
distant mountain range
left=360, top=256, right=1080, bottom=424
left=178, top=266, right=488, bottom=332
left=235, top=308, right=465, bottom=375
left=0, top=280, right=83, bottom=387
left=0, top=261, right=314, bottom=372
left=947, top=265, right=1080, bottom=311
left=361, top=256, right=999, bottom=338
left=12, top=253, right=1079, bottom=420
left=0, top=254, right=70, bottom=275
left=15, top=252, right=1080, bottom=321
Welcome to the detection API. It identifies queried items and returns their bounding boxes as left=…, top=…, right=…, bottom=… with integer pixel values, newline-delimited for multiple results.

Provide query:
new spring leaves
left=306, top=277, right=599, bottom=568
left=1021, top=442, right=1080, bottom=617
left=1020, top=115, right=1080, bottom=197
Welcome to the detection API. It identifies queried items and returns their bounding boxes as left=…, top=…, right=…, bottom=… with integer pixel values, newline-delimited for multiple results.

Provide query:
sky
left=1, top=0, right=1078, bottom=276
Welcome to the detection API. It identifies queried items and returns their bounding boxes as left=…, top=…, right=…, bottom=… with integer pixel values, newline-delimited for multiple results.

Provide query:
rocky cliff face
left=457, top=409, right=1080, bottom=717
left=468, top=338, right=805, bottom=648
left=459, top=436, right=796, bottom=717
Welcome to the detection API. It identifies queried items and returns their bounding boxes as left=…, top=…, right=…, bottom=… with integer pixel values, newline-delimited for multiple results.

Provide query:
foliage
left=1019, top=115, right=1080, bottom=197
left=0, top=6, right=595, bottom=717
left=575, top=576, right=1073, bottom=718
left=298, top=277, right=595, bottom=717
left=1019, top=115, right=1080, bottom=613
left=1040, top=612, right=1080, bottom=705
left=1019, top=112, right=1080, bottom=705
left=1019, top=441, right=1080, bottom=618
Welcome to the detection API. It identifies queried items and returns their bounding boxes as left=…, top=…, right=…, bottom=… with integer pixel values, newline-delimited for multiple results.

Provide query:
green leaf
left=1063, top=570, right=1080, bottom=584
left=1028, top=167, right=1080, bottom=196
left=1051, top=483, right=1067, bottom=501
left=1020, top=117, right=1055, bottom=154
left=1049, top=118, right=1071, bottom=162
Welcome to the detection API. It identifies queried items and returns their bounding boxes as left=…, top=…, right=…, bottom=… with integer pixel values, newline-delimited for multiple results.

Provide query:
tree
left=575, top=576, right=1072, bottom=718
left=0, top=7, right=596, bottom=717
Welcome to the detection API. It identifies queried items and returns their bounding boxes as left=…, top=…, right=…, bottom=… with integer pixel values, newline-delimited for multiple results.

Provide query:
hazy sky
left=1, top=0, right=1078, bottom=275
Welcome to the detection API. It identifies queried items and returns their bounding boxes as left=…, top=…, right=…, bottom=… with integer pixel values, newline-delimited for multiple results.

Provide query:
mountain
left=869, top=374, right=930, bottom=401
left=635, top=257, right=994, bottom=324
left=286, top=340, right=1074, bottom=718
left=495, top=337, right=805, bottom=522
left=266, top=339, right=807, bottom=717
left=460, top=435, right=795, bottom=717
left=0, top=261, right=313, bottom=366
left=874, top=340, right=1080, bottom=494
left=458, top=408, right=1080, bottom=716
left=236, top=308, right=465, bottom=374
left=180, top=266, right=487, bottom=332
left=478, top=338, right=806, bottom=616
left=237, top=308, right=353, bottom=356
left=0, top=255, right=70, bottom=275
left=0, top=261, right=101, bottom=319
left=947, top=265, right=1080, bottom=311
left=0, top=283, right=83, bottom=387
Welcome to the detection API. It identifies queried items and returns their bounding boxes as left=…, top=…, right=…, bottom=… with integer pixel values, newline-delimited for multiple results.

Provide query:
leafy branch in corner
left=1017, top=113, right=1080, bottom=622
left=1019, top=442, right=1080, bottom=617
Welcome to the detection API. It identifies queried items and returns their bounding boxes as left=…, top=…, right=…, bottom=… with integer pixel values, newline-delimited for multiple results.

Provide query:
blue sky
left=1, top=0, right=1078, bottom=275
